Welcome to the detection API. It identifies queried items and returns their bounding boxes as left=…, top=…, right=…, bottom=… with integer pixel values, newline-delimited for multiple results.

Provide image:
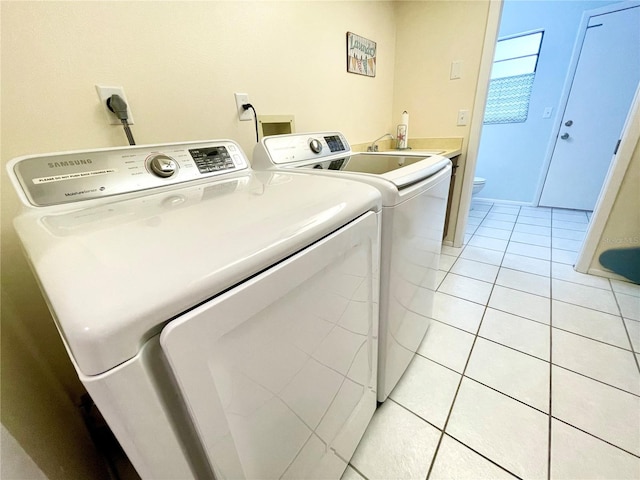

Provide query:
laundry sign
left=347, top=32, right=376, bottom=77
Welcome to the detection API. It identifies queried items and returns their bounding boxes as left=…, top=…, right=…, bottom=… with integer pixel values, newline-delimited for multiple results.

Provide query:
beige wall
left=392, top=0, right=491, bottom=242
left=1, top=1, right=397, bottom=477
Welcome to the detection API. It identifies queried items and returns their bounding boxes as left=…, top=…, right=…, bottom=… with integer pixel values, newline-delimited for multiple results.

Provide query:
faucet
left=367, top=133, right=395, bottom=152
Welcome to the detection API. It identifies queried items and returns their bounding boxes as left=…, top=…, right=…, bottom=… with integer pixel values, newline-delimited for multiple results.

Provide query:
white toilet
left=473, top=177, right=486, bottom=195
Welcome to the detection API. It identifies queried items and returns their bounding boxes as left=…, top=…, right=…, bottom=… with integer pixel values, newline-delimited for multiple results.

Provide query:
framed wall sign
left=347, top=32, right=376, bottom=77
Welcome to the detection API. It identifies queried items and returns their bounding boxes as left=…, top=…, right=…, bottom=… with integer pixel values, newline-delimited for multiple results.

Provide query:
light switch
left=457, top=109, right=469, bottom=126
left=543, top=107, right=553, bottom=119
left=450, top=61, right=462, bottom=80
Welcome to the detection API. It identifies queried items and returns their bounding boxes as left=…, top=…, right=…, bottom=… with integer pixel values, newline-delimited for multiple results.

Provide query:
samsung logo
left=48, top=159, right=93, bottom=168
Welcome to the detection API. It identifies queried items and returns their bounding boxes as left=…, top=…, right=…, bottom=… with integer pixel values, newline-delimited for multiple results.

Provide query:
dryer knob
left=309, top=139, right=323, bottom=154
left=149, top=155, right=177, bottom=178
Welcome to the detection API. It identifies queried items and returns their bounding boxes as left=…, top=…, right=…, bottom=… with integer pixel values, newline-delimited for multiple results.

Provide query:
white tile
left=435, top=270, right=446, bottom=289
left=615, top=291, right=640, bottom=321
left=552, top=300, right=631, bottom=349
left=552, top=220, right=588, bottom=232
left=496, top=268, right=550, bottom=297
left=459, top=246, right=504, bottom=266
left=468, top=235, right=509, bottom=252
left=390, top=355, right=461, bottom=429
left=552, top=329, right=640, bottom=395
left=466, top=338, right=549, bottom=412
left=553, top=212, right=589, bottom=224
left=550, top=419, right=640, bottom=480
left=514, top=223, right=552, bottom=236
left=502, top=253, right=550, bottom=277
left=624, top=319, right=639, bottom=352
left=469, top=210, right=487, bottom=218
left=464, top=233, right=472, bottom=245
left=430, top=435, right=518, bottom=480
left=432, top=292, right=486, bottom=334
left=506, top=242, right=551, bottom=261
left=519, top=208, right=551, bottom=219
left=481, top=219, right=515, bottom=231
left=466, top=225, right=479, bottom=236
left=470, top=201, right=492, bottom=212
left=350, top=401, right=440, bottom=480
left=467, top=216, right=482, bottom=226
left=552, top=366, right=640, bottom=456
left=479, top=308, right=550, bottom=361
left=489, top=285, right=550, bottom=324
left=418, top=321, right=475, bottom=373
left=447, top=378, right=548, bottom=479
left=611, top=279, right=640, bottom=298
left=510, top=231, right=551, bottom=247
left=441, top=245, right=463, bottom=257
left=552, top=248, right=578, bottom=265
left=491, top=205, right=521, bottom=215
left=485, top=212, right=518, bottom=223
left=341, top=466, right=364, bottom=480
left=552, top=227, right=585, bottom=241
left=552, top=279, right=619, bottom=315
left=474, top=226, right=512, bottom=240
left=438, top=254, right=457, bottom=272
left=450, top=258, right=500, bottom=283
left=551, top=263, right=610, bottom=290
left=438, top=273, right=493, bottom=305
left=552, top=237, right=583, bottom=252
left=517, top=216, right=551, bottom=227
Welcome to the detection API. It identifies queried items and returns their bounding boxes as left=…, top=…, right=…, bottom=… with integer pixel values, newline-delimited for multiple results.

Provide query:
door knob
left=564, top=120, right=573, bottom=127
left=560, top=133, right=570, bottom=140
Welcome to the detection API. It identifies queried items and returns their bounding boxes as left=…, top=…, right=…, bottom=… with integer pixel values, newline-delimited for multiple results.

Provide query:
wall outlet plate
left=234, top=93, right=252, bottom=121
left=95, top=85, right=135, bottom=125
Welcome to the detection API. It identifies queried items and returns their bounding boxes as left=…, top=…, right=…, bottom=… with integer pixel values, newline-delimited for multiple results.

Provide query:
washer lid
left=13, top=170, right=381, bottom=376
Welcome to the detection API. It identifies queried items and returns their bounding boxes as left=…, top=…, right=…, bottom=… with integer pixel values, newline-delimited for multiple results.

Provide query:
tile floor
left=345, top=201, right=640, bottom=480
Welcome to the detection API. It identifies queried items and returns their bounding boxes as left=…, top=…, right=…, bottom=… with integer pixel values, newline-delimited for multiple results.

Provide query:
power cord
left=106, top=94, right=136, bottom=145
left=242, top=103, right=259, bottom=142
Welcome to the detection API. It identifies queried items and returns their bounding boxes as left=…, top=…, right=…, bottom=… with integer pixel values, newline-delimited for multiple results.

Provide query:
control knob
left=309, top=138, right=322, bottom=154
left=149, top=154, right=177, bottom=178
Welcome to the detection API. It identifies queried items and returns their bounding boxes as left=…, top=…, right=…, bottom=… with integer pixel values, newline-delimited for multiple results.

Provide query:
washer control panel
left=9, top=140, right=249, bottom=207
left=257, top=132, right=350, bottom=166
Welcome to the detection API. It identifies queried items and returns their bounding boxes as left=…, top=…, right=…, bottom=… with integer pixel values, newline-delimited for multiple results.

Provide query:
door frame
left=532, top=1, right=640, bottom=206
left=453, top=0, right=503, bottom=248
left=575, top=85, right=640, bottom=275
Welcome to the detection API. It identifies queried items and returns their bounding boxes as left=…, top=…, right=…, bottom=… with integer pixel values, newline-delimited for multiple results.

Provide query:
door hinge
left=614, top=139, right=621, bottom=155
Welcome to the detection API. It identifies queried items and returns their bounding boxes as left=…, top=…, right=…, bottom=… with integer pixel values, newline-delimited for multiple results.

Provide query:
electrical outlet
left=457, top=109, right=469, bottom=126
left=235, top=93, right=252, bottom=121
left=95, top=85, right=135, bottom=125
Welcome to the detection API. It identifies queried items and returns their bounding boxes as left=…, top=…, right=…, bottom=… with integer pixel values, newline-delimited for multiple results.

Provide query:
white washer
left=253, top=132, right=452, bottom=402
left=7, top=139, right=383, bottom=479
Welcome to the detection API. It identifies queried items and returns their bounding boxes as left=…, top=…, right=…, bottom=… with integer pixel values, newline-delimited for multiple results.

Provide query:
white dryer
left=7, top=140, right=383, bottom=479
left=253, top=132, right=452, bottom=402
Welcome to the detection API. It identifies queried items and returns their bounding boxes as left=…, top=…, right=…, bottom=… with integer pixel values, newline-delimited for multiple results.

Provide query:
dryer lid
left=12, top=169, right=381, bottom=376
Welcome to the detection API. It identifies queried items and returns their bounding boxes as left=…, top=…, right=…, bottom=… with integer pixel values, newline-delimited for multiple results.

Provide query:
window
left=484, top=31, right=544, bottom=125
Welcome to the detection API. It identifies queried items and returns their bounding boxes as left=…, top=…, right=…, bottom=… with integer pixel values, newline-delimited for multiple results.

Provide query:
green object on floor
left=599, top=247, right=640, bottom=284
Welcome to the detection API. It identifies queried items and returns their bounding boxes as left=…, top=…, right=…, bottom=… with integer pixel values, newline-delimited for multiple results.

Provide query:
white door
left=160, top=212, right=379, bottom=480
left=539, top=5, right=640, bottom=211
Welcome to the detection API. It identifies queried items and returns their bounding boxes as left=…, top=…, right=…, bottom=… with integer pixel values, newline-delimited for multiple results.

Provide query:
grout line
left=551, top=324, right=636, bottom=353
left=426, top=203, right=514, bottom=479
left=440, top=433, right=525, bottom=480
left=550, top=416, right=640, bottom=460
left=551, top=364, right=640, bottom=399
left=610, top=277, right=640, bottom=374
left=547, top=216, right=554, bottom=480
left=462, top=376, right=550, bottom=416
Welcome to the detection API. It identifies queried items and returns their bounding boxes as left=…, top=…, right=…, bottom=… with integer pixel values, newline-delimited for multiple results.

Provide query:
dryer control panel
left=9, top=140, right=249, bottom=207
left=254, top=131, right=350, bottom=167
